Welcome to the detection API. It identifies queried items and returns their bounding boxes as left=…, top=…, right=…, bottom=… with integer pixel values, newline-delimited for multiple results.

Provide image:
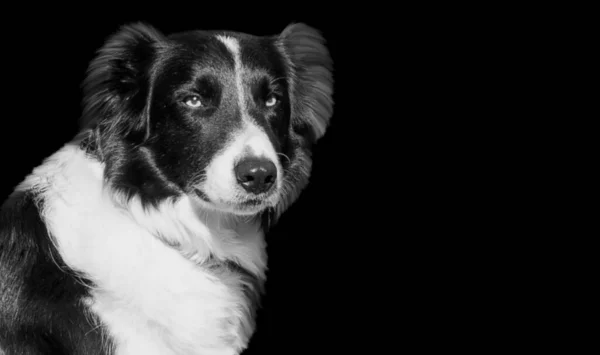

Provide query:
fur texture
left=0, top=22, right=333, bottom=355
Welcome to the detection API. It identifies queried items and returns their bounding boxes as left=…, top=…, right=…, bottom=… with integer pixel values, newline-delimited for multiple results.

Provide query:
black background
left=0, top=7, right=526, bottom=354
left=0, top=9, right=375, bottom=355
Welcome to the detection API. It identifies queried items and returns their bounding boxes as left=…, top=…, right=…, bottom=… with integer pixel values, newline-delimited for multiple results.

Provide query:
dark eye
left=265, top=94, right=279, bottom=108
left=183, top=95, right=203, bottom=108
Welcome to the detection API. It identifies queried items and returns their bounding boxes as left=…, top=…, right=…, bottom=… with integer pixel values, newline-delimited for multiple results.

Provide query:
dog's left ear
left=277, top=23, right=334, bottom=144
left=81, top=22, right=165, bottom=143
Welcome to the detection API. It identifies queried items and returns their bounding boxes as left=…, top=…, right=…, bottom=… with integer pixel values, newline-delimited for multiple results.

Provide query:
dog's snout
left=235, top=158, right=277, bottom=194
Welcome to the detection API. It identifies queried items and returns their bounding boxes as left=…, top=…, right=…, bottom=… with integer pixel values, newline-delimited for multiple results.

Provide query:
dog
left=0, top=22, right=333, bottom=355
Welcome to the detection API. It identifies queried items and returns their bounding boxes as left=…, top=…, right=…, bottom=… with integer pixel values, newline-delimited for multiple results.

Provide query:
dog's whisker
left=269, top=76, right=286, bottom=86
left=277, top=153, right=291, bottom=165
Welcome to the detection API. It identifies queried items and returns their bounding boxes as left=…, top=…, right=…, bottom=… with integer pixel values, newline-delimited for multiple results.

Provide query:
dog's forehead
left=165, top=30, right=279, bottom=73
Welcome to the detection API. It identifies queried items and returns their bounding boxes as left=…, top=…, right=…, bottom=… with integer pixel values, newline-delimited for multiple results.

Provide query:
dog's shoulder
left=0, top=191, right=110, bottom=355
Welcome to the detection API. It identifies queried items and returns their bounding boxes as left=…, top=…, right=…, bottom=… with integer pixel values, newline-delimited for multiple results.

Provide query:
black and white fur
left=0, top=22, right=333, bottom=355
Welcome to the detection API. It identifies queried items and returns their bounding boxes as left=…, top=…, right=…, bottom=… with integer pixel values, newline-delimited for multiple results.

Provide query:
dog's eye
left=184, top=95, right=203, bottom=108
left=265, top=95, right=278, bottom=108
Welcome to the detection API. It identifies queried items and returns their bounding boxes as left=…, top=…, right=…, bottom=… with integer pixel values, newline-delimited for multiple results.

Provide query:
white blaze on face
left=199, top=35, right=282, bottom=213
left=216, top=35, right=247, bottom=114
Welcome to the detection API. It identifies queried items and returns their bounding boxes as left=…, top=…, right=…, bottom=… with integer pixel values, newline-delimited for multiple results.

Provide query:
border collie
left=0, top=22, right=333, bottom=355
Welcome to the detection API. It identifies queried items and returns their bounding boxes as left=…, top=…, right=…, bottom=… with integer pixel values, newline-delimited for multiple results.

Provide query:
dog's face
left=81, top=23, right=333, bottom=219
left=141, top=32, right=291, bottom=216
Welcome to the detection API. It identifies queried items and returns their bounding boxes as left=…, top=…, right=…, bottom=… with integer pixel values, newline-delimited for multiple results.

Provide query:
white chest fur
left=19, top=144, right=267, bottom=355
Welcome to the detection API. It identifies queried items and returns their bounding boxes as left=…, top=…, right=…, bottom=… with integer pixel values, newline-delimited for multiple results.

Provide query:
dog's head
left=80, top=23, right=333, bottom=221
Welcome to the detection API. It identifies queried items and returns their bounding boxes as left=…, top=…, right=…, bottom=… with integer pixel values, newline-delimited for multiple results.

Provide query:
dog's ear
left=277, top=23, right=334, bottom=144
left=81, top=22, right=165, bottom=142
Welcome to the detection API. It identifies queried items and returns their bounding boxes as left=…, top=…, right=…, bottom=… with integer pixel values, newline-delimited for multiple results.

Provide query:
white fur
left=215, top=36, right=245, bottom=113
left=201, top=121, right=282, bottom=214
left=17, top=142, right=267, bottom=355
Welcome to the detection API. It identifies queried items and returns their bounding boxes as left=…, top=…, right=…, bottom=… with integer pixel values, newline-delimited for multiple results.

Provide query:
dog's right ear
left=81, top=23, right=165, bottom=142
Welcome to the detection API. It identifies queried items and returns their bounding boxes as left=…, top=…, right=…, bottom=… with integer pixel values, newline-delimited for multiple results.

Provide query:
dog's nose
left=235, top=158, right=277, bottom=194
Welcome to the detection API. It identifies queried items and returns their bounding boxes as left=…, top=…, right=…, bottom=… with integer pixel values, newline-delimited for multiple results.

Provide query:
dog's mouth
left=240, top=198, right=264, bottom=206
left=193, top=189, right=278, bottom=215
left=233, top=200, right=271, bottom=215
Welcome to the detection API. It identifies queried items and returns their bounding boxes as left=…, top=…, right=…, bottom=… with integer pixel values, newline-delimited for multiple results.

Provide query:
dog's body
left=0, top=23, right=333, bottom=355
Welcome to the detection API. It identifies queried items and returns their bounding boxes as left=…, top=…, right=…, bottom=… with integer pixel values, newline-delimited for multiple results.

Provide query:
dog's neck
left=124, top=195, right=267, bottom=275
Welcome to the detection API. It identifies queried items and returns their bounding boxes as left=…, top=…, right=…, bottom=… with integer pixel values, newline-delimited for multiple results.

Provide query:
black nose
left=235, top=158, right=277, bottom=194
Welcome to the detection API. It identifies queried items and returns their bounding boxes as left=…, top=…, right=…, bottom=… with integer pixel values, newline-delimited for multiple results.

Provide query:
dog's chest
left=89, top=258, right=260, bottom=355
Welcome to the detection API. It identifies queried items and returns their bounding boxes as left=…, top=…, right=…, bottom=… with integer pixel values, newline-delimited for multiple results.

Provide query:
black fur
left=0, top=192, right=110, bottom=355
